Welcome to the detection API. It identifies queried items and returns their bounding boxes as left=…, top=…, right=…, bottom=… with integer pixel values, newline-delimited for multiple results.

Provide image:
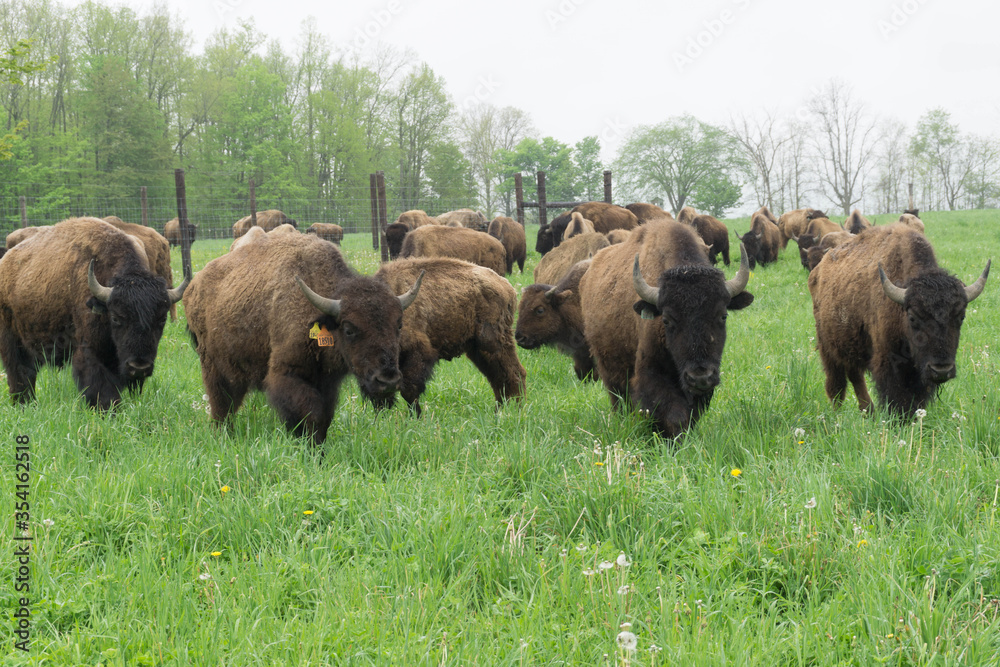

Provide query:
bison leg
left=631, top=362, right=702, bottom=439
left=265, top=370, right=341, bottom=444
left=466, top=325, right=526, bottom=404
left=517, top=256, right=525, bottom=273
left=169, top=303, right=178, bottom=322
left=821, top=359, right=849, bottom=407
left=847, top=367, right=873, bottom=414
left=201, top=357, right=248, bottom=423
left=71, top=347, right=122, bottom=410
left=572, top=350, right=597, bottom=382
left=398, top=334, right=437, bottom=417
left=0, top=329, right=37, bottom=404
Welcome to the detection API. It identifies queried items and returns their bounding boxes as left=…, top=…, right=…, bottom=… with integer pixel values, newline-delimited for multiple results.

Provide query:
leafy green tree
left=497, top=136, right=579, bottom=207
left=614, top=115, right=744, bottom=214
left=0, top=38, right=53, bottom=159
left=573, top=136, right=603, bottom=201
left=689, top=172, right=743, bottom=217
left=391, top=63, right=452, bottom=209
left=909, top=108, right=972, bottom=210
left=424, top=141, right=475, bottom=207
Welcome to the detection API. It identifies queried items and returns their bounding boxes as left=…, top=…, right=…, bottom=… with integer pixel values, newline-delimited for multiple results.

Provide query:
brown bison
left=536, top=210, right=571, bottom=255
left=580, top=220, right=753, bottom=438
left=687, top=214, right=731, bottom=266
left=386, top=222, right=410, bottom=260
left=794, top=216, right=844, bottom=269
left=0, top=217, right=187, bottom=409
left=399, top=225, right=506, bottom=276
left=564, top=212, right=595, bottom=239
left=805, top=231, right=854, bottom=271
left=6, top=226, right=46, bottom=249
left=625, top=202, right=672, bottom=223
left=547, top=203, right=639, bottom=251
left=232, top=210, right=298, bottom=238
left=777, top=208, right=824, bottom=250
left=808, top=224, right=988, bottom=416
left=898, top=213, right=925, bottom=234
left=533, top=232, right=610, bottom=285
left=736, top=211, right=781, bottom=269
left=164, top=217, right=197, bottom=247
left=305, top=223, right=344, bottom=245
left=606, top=229, right=633, bottom=245
left=183, top=231, right=421, bottom=443
left=676, top=206, right=698, bottom=224
left=755, top=205, right=778, bottom=225
left=103, top=216, right=179, bottom=322
left=487, top=216, right=527, bottom=274
left=394, top=210, right=438, bottom=229
left=437, top=208, right=488, bottom=231
left=516, top=259, right=595, bottom=381
left=375, top=257, right=525, bottom=415
left=843, top=209, right=872, bottom=234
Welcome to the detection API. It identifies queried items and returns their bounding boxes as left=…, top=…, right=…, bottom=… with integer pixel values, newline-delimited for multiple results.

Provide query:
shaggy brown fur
left=0, top=217, right=184, bottom=409
left=843, top=209, right=872, bottom=234
left=533, top=232, right=610, bottom=285
left=305, top=223, right=344, bottom=245
left=737, top=212, right=781, bottom=268
left=232, top=210, right=298, bottom=238
left=394, top=210, right=438, bottom=229
left=806, top=231, right=854, bottom=271
left=564, top=212, right=596, bottom=239
left=487, top=216, right=527, bottom=274
left=898, top=213, right=925, bottom=234
left=163, top=217, right=197, bottom=247
left=579, top=220, right=753, bottom=438
left=777, top=208, right=812, bottom=250
left=516, top=259, right=595, bottom=381
left=183, top=231, right=419, bottom=444
left=796, top=217, right=846, bottom=268
left=808, top=224, right=988, bottom=416
left=755, top=206, right=778, bottom=225
left=436, top=208, right=488, bottom=231
left=375, top=257, right=525, bottom=415
left=399, top=225, right=506, bottom=276
left=688, top=214, right=731, bottom=266
left=267, top=224, right=299, bottom=236
left=569, top=202, right=639, bottom=235
left=606, top=229, right=632, bottom=245
left=386, top=222, right=410, bottom=260
left=676, top=206, right=698, bottom=224
left=625, top=203, right=672, bottom=223
left=6, top=226, right=45, bottom=249
left=103, top=216, right=178, bottom=322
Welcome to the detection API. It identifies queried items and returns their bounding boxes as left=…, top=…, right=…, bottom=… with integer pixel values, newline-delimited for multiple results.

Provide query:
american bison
left=843, top=209, right=872, bottom=234
left=0, top=217, right=187, bottom=409
left=537, top=210, right=572, bottom=255
left=6, top=226, right=46, bottom=249
left=777, top=208, right=824, bottom=250
left=579, top=220, right=753, bottom=438
left=805, top=231, right=854, bottom=271
left=898, top=213, right=925, bottom=234
left=736, top=211, right=781, bottom=269
left=183, top=231, right=421, bottom=443
left=676, top=206, right=698, bottom=224
left=808, top=224, right=989, bottom=416
left=794, top=216, right=844, bottom=269
left=232, top=210, right=297, bottom=238
left=606, top=229, right=632, bottom=245
left=564, top=212, right=595, bottom=239
left=687, top=214, right=731, bottom=266
left=487, top=216, right=526, bottom=274
left=386, top=222, right=410, bottom=260
left=305, top=223, right=344, bottom=245
left=516, top=259, right=595, bottom=381
left=374, top=257, right=525, bottom=415
left=625, top=202, right=672, bottom=223
left=546, top=203, right=639, bottom=251
left=395, top=210, right=438, bottom=228
left=399, top=225, right=506, bottom=276
left=755, top=205, right=778, bottom=225
left=164, top=217, right=197, bottom=247
left=533, top=231, right=610, bottom=285
left=437, top=208, right=488, bottom=231
left=103, top=216, right=179, bottom=322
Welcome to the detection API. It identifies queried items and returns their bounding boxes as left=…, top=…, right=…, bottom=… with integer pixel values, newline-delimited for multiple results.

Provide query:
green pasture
left=3, top=211, right=1000, bottom=665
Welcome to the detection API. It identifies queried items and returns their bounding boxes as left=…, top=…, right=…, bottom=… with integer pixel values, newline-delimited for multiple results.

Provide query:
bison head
left=632, top=245, right=754, bottom=398
left=796, top=234, right=818, bottom=269
left=515, top=285, right=575, bottom=350
left=87, top=260, right=188, bottom=381
left=536, top=225, right=554, bottom=255
left=879, top=261, right=989, bottom=387
left=295, top=271, right=423, bottom=406
left=385, top=223, right=409, bottom=260
left=734, top=231, right=760, bottom=270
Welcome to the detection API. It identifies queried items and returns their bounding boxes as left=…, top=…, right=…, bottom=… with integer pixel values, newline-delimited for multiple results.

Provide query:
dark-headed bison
left=305, top=223, right=344, bottom=245
left=164, top=217, right=197, bottom=247
left=233, top=210, right=297, bottom=238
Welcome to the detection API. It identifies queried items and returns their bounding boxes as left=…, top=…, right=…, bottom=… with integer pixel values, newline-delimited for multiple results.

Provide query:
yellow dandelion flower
left=211, top=551, right=222, bottom=557
left=857, top=540, right=867, bottom=548
left=303, top=510, right=314, bottom=515
left=730, top=468, right=742, bottom=478
left=220, top=485, right=230, bottom=493
left=798, top=440, right=805, bottom=445
left=886, top=633, right=894, bottom=639
left=594, top=461, right=605, bottom=467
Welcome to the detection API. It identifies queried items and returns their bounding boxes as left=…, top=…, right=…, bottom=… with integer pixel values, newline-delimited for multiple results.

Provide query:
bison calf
left=375, top=257, right=526, bottom=415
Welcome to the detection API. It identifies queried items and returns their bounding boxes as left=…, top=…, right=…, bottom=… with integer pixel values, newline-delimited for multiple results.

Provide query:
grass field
left=3, top=210, right=1000, bottom=665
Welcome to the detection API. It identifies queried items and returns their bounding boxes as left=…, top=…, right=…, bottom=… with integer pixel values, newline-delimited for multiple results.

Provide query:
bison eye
left=110, top=314, right=122, bottom=326
left=342, top=322, right=358, bottom=338
left=534, top=306, right=545, bottom=315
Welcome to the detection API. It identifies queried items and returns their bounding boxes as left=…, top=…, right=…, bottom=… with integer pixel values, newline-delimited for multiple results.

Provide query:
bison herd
left=0, top=202, right=989, bottom=444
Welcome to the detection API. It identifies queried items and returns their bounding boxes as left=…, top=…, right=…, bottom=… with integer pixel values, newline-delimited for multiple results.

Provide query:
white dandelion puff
left=598, top=560, right=615, bottom=571
left=42, top=518, right=54, bottom=527
left=915, top=408, right=927, bottom=419
left=805, top=497, right=817, bottom=510
left=617, top=630, right=638, bottom=653
left=199, top=573, right=212, bottom=581
left=794, top=427, right=805, bottom=438
left=616, top=553, right=632, bottom=568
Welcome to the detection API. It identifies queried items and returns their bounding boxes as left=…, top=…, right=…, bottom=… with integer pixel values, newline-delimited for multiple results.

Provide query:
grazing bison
left=736, top=211, right=781, bottom=269
left=533, top=231, right=610, bottom=285
left=103, top=216, right=179, bottom=322
left=676, top=206, right=698, bottom=224
left=395, top=210, right=438, bottom=229
left=805, top=231, right=854, bottom=271
left=399, top=225, right=506, bottom=276
left=6, top=226, right=46, bottom=249
left=843, top=209, right=872, bottom=234
left=183, top=231, right=421, bottom=443
left=687, top=214, right=731, bottom=266
left=232, top=210, right=297, bottom=238
left=0, top=217, right=187, bottom=409
left=516, top=259, right=595, bottom=381
left=808, top=224, right=989, bottom=416
left=374, top=257, right=525, bottom=415
left=606, top=229, right=632, bottom=245
left=625, top=202, right=672, bottom=223
left=437, top=208, right=488, bottom=231
left=164, top=217, right=197, bottom=247
left=570, top=202, right=639, bottom=235
left=386, top=222, right=410, bottom=260
left=794, top=216, right=844, bottom=269
left=580, top=220, right=753, bottom=438
left=305, top=223, right=344, bottom=245
left=898, top=213, right=925, bottom=234
left=777, top=208, right=825, bottom=250
left=564, top=212, right=595, bottom=239
left=487, top=216, right=527, bottom=274
left=536, top=210, right=571, bottom=256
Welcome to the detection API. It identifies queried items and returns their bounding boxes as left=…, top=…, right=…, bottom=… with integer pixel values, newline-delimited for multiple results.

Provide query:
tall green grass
left=3, top=211, right=1000, bottom=665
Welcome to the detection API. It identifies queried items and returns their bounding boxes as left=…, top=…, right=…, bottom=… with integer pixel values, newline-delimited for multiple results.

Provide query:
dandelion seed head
left=794, top=427, right=805, bottom=438
left=805, top=497, right=817, bottom=509
left=915, top=408, right=927, bottom=419
left=598, top=560, right=615, bottom=571
left=616, top=553, right=632, bottom=568
left=199, top=573, right=212, bottom=580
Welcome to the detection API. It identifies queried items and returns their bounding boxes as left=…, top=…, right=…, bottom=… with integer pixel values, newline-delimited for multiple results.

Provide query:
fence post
left=249, top=178, right=257, bottom=227
left=514, top=173, right=525, bottom=226
left=174, top=169, right=193, bottom=282
left=536, top=171, right=547, bottom=227
left=370, top=174, right=380, bottom=250
left=376, top=171, right=389, bottom=263
left=140, top=186, right=148, bottom=226
left=19, top=196, right=27, bottom=228
left=603, top=170, right=612, bottom=204
left=908, top=183, right=914, bottom=211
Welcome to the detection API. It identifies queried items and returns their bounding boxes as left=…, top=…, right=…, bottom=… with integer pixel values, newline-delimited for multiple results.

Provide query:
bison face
left=515, top=285, right=570, bottom=350
left=796, top=234, right=817, bottom=269
left=535, top=226, right=553, bottom=255
left=734, top=231, right=759, bottom=270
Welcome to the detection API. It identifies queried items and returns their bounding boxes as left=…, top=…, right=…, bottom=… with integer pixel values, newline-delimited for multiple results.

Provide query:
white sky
left=82, top=0, right=1000, bottom=161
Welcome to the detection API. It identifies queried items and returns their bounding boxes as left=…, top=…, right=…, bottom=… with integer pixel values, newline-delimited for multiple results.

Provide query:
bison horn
left=295, top=276, right=342, bottom=320
left=964, top=259, right=991, bottom=302
left=88, top=259, right=113, bottom=303
left=878, top=263, right=907, bottom=305
left=167, top=275, right=190, bottom=304
left=397, top=270, right=424, bottom=310
left=543, top=285, right=560, bottom=302
left=725, top=243, right=751, bottom=298
left=632, top=254, right=659, bottom=305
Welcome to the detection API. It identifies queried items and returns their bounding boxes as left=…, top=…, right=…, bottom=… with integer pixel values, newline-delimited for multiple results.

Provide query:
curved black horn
left=397, top=270, right=424, bottom=310
left=295, top=276, right=341, bottom=319
left=632, top=254, right=659, bottom=305
left=167, top=275, right=190, bottom=304
left=878, top=263, right=907, bottom=305
left=725, top=243, right=751, bottom=297
left=88, top=259, right=113, bottom=303
left=964, top=259, right=991, bottom=302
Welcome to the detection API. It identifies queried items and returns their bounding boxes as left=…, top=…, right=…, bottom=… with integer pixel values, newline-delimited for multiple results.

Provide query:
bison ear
left=632, top=300, right=659, bottom=320
left=87, top=296, right=108, bottom=315
left=727, top=291, right=754, bottom=311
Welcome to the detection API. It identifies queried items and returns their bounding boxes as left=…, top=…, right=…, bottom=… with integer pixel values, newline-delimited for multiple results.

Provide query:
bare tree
left=773, top=119, right=810, bottom=212
left=964, top=135, right=1000, bottom=209
left=808, top=80, right=881, bottom=215
left=730, top=110, right=790, bottom=210
left=872, top=117, right=909, bottom=213
left=457, top=103, right=533, bottom=216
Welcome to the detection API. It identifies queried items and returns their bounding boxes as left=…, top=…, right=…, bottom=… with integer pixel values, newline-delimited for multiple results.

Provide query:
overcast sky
left=76, top=0, right=1000, bottom=161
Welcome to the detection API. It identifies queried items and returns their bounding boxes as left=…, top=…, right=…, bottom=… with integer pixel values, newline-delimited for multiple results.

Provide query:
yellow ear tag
left=309, top=322, right=320, bottom=339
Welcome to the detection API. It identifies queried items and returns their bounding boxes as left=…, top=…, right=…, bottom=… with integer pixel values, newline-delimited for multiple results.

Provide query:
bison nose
left=127, top=360, right=152, bottom=372
left=683, top=366, right=718, bottom=394
left=373, top=368, right=402, bottom=391
left=928, top=362, right=956, bottom=382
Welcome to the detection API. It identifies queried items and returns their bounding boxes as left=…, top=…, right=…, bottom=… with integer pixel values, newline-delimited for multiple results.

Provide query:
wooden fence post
left=603, top=170, right=612, bottom=204
left=514, top=173, right=525, bottom=226
left=370, top=174, right=380, bottom=250
left=19, top=196, right=27, bottom=228
left=174, top=169, right=194, bottom=281
left=376, top=171, right=389, bottom=263
left=536, top=171, right=547, bottom=227
left=249, top=178, right=257, bottom=227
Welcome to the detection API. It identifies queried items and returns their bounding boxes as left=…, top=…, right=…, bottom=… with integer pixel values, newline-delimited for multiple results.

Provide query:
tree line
left=1, top=1, right=997, bottom=235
